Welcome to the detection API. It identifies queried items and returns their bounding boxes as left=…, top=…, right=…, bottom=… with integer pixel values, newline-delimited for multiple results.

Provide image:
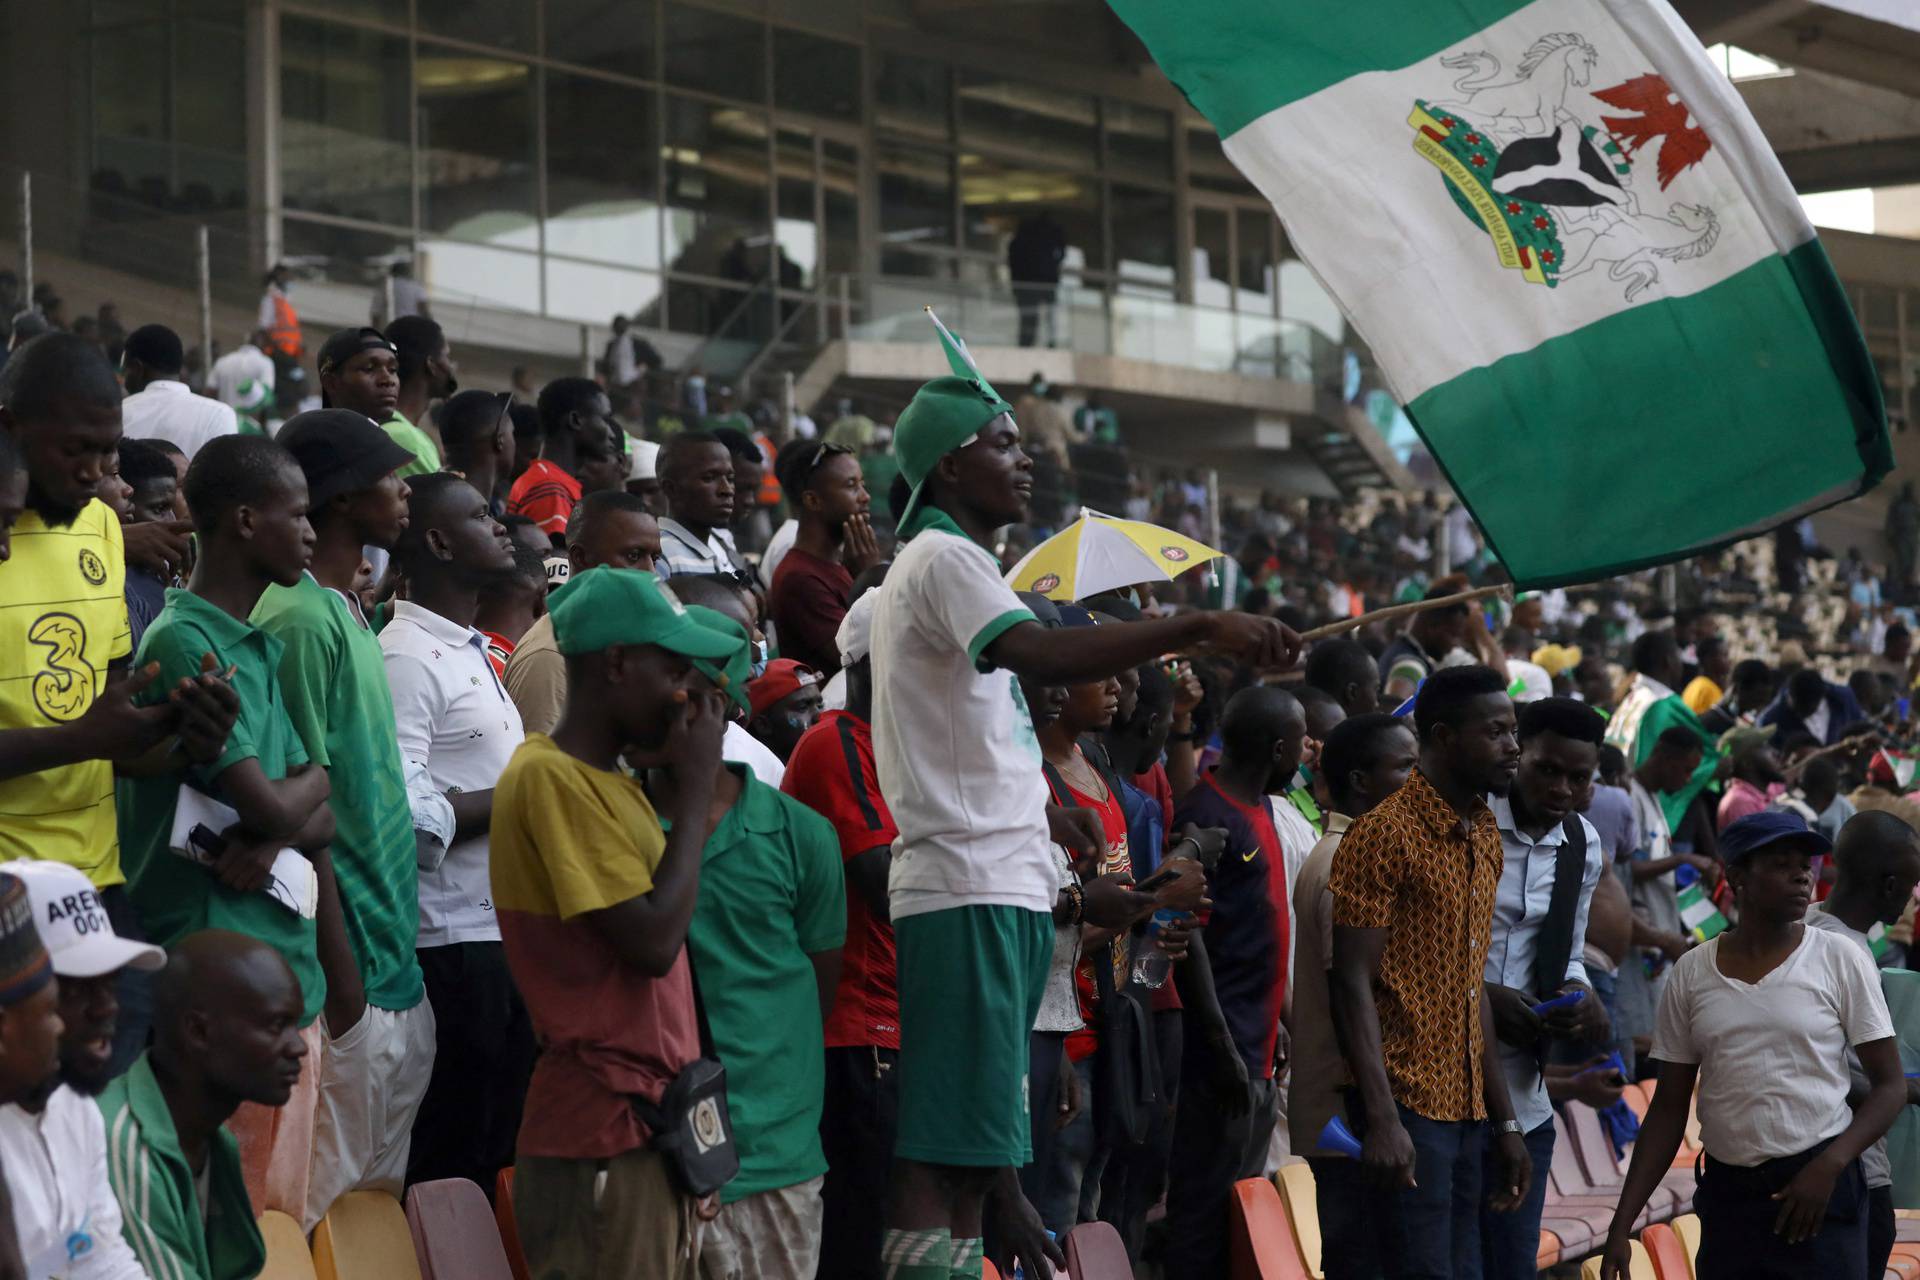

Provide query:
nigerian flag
left=1107, top=0, right=1890, bottom=587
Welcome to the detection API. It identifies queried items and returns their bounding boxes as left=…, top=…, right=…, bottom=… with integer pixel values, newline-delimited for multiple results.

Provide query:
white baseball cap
left=628, top=437, right=660, bottom=482
left=837, top=590, right=878, bottom=666
left=1, top=861, right=165, bottom=978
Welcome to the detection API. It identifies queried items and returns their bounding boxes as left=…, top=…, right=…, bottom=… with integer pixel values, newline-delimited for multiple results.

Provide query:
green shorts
left=893, top=905, right=1052, bottom=1168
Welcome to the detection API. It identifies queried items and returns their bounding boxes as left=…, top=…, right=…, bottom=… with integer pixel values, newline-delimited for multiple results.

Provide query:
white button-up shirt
left=0, top=1087, right=148, bottom=1280
left=118, top=380, right=239, bottom=462
left=1485, top=795, right=1604, bottom=1135
left=208, top=344, right=275, bottom=408
left=379, top=600, right=526, bottom=948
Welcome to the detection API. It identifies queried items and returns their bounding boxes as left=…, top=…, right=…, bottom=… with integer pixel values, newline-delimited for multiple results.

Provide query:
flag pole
left=1298, top=584, right=1512, bottom=643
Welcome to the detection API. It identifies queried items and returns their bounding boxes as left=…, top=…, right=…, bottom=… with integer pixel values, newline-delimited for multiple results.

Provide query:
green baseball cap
left=683, top=605, right=753, bottom=714
left=548, top=567, right=741, bottom=660
left=892, top=374, right=1014, bottom=529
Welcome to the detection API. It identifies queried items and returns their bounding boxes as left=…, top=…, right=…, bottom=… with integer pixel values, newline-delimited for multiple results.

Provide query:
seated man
left=0, top=860, right=164, bottom=1280
left=99, top=931, right=308, bottom=1280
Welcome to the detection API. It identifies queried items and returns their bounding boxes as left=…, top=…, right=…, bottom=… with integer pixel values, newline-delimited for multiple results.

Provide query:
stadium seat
left=1535, top=1229, right=1562, bottom=1268
left=1640, top=1223, right=1690, bottom=1280
left=256, top=1210, right=318, bottom=1280
left=1580, top=1239, right=1655, bottom=1280
left=1063, top=1221, right=1131, bottom=1280
left=1227, top=1177, right=1313, bottom=1280
left=1671, top=1213, right=1699, bottom=1277
left=494, top=1169, right=530, bottom=1280
left=1887, top=1248, right=1920, bottom=1280
left=311, top=1190, right=423, bottom=1280
left=1273, top=1163, right=1324, bottom=1277
left=405, top=1178, right=514, bottom=1279
left=1621, top=1082, right=1651, bottom=1121
left=983, top=1260, right=1003, bottom=1280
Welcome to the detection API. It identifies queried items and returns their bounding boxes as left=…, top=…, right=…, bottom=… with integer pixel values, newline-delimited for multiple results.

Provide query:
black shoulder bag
left=1043, top=758, right=1161, bottom=1148
left=631, top=957, right=740, bottom=1198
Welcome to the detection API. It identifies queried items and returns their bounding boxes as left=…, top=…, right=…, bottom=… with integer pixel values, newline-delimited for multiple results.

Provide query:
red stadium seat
left=494, top=1169, right=530, bottom=1280
left=1227, top=1178, right=1313, bottom=1280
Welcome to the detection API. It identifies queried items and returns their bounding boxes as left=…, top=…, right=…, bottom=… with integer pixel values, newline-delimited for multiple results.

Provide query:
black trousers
left=406, top=941, right=536, bottom=1196
left=1870, top=1184, right=1895, bottom=1280
left=818, top=1045, right=898, bottom=1280
left=1696, top=1141, right=1867, bottom=1279
left=101, top=885, right=152, bottom=1079
left=1163, top=1032, right=1278, bottom=1280
left=1098, top=1008, right=1184, bottom=1258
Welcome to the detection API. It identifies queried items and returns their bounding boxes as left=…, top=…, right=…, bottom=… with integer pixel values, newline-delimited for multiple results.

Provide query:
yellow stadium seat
left=1274, top=1163, right=1325, bottom=1278
left=256, top=1210, right=317, bottom=1280
left=311, top=1190, right=423, bottom=1280
left=1671, top=1212, right=1700, bottom=1278
left=1581, top=1239, right=1655, bottom=1280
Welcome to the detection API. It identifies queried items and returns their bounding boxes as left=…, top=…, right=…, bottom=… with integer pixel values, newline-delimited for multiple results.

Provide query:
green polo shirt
left=117, top=590, right=326, bottom=1025
left=381, top=412, right=442, bottom=478
left=677, top=767, right=845, bottom=1202
left=99, top=1053, right=265, bottom=1280
left=253, top=573, right=424, bottom=1012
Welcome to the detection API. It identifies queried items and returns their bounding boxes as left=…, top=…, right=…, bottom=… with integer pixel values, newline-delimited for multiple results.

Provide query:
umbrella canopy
left=1004, top=510, right=1223, bottom=602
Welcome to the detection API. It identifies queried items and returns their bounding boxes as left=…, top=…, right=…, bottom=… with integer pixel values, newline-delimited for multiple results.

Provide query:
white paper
left=168, top=787, right=319, bottom=920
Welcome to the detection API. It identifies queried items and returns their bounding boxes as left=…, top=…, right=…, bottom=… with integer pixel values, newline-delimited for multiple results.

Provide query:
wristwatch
left=1493, top=1120, right=1524, bottom=1137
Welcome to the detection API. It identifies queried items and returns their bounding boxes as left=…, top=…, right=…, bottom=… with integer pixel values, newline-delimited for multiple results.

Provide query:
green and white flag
left=1106, top=0, right=1890, bottom=587
left=1676, top=880, right=1726, bottom=943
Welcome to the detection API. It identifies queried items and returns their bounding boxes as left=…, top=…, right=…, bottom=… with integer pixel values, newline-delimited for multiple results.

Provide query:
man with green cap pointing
left=871, top=322, right=1301, bottom=1280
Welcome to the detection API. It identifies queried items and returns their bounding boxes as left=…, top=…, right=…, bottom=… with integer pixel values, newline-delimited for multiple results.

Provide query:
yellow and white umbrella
left=1004, top=509, right=1224, bottom=602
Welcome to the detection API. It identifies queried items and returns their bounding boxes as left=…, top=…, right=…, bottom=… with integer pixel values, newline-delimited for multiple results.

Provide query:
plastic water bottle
left=1131, top=910, right=1181, bottom=989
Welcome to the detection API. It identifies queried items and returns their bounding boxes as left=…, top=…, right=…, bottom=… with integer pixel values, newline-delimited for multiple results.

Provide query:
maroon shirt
left=770, top=547, right=853, bottom=675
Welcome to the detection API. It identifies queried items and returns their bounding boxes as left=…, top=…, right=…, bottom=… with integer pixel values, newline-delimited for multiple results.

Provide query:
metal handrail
left=676, top=276, right=778, bottom=376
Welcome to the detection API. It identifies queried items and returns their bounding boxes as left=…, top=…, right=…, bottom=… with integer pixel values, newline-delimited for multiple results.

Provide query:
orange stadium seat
left=1228, top=1177, right=1313, bottom=1280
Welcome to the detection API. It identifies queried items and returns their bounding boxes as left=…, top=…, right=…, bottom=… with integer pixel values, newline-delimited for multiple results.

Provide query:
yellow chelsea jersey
left=0, top=499, right=132, bottom=885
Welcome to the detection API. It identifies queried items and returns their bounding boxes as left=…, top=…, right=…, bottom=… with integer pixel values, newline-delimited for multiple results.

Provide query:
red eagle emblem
left=1591, top=74, right=1712, bottom=191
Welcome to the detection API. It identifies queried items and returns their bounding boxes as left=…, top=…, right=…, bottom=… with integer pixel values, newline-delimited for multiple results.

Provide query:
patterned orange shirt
left=1329, top=767, right=1502, bottom=1122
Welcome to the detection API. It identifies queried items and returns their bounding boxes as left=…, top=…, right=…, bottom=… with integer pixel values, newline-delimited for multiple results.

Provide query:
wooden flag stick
left=1299, top=584, right=1513, bottom=643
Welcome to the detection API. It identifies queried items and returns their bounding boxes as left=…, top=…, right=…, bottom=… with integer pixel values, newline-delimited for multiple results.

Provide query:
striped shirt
left=0, top=500, right=133, bottom=884
left=505, top=459, right=581, bottom=539
left=99, top=1054, right=265, bottom=1280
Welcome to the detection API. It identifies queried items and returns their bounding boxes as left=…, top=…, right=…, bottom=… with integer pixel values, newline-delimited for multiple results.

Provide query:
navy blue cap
left=1055, top=604, right=1098, bottom=629
left=1719, top=810, right=1833, bottom=864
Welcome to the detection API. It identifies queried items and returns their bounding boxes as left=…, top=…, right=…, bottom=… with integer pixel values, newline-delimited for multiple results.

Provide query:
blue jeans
left=1353, top=1103, right=1486, bottom=1280
left=1038, top=1056, right=1098, bottom=1235
left=1479, top=1119, right=1556, bottom=1280
left=1307, top=1155, right=1385, bottom=1280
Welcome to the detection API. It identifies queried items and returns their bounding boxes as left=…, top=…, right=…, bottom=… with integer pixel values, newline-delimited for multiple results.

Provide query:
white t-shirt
left=873, top=527, right=1050, bottom=919
left=1653, top=925, right=1893, bottom=1167
left=0, top=1086, right=146, bottom=1280
left=379, top=601, right=527, bottom=947
left=762, top=518, right=799, bottom=589
left=723, top=721, right=785, bottom=789
left=209, top=343, right=275, bottom=406
left=119, top=379, right=240, bottom=461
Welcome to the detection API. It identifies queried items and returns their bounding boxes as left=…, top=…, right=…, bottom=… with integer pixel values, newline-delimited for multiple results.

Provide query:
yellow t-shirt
left=0, top=500, right=132, bottom=884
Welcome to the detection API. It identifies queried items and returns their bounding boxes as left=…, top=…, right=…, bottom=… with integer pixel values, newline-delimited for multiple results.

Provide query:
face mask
left=750, top=640, right=769, bottom=680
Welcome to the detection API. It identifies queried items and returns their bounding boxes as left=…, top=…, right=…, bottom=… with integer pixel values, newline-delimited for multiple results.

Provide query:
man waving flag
left=1107, top=0, right=1888, bottom=587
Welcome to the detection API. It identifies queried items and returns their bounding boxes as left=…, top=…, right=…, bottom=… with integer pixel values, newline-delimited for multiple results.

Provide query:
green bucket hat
left=683, top=605, right=753, bottom=715
left=549, top=567, right=740, bottom=660
left=892, top=316, right=1014, bottom=530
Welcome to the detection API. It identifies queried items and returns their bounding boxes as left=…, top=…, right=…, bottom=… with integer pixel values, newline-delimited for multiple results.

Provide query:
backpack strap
left=1532, top=815, right=1589, bottom=1000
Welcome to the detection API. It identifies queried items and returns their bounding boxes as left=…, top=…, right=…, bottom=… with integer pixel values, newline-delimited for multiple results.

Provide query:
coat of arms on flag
left=1407, top=33, right=1719, bottom=300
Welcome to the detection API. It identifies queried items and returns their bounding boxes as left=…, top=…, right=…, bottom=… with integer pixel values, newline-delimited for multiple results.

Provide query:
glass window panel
left=419, top=239, right=542, bottom=312
left=773, top=29, right=860, bottom=122
left=876, top=140, right=951, bottom=275
left=1235, top=207, right=1275, bottom=313
left=960, top=158, right=1098, bottom=288
left=1186, top=124, right=1251, bottom=195
left=1106, top=101, right=1170, bottom=182
left=175, top=15, right=248, bottom=209
left=91, top=20, right=169, bottom=207
left=664, top=4, right=765, bottom=102
left=546, top=257, right=663, bottom=326
left=775, top=130, right=818, bottom=289
left=282, top=218, right=414, bottom=296
left=1111, top=183, right=1174, bottom=291
left=546, top=71, right=661, bottom=267
left=663, top=96, right=770, bottom=279
left=545, top=0, right=655, bottom=79
left=1863, top=287, right=1899, bottom=332
left=417, top=48, right=538, bottom=247
left=958, top=72, right=1095, bottom=171
left=280, top=18, right=413, bottom=227
left=875, top=52, right=949, bottom=144
left=822, top=139, right=860, bottom=280
left=418, top=0, right=534, bottom=52
left=1191, top=206, right=1230, bottom=309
